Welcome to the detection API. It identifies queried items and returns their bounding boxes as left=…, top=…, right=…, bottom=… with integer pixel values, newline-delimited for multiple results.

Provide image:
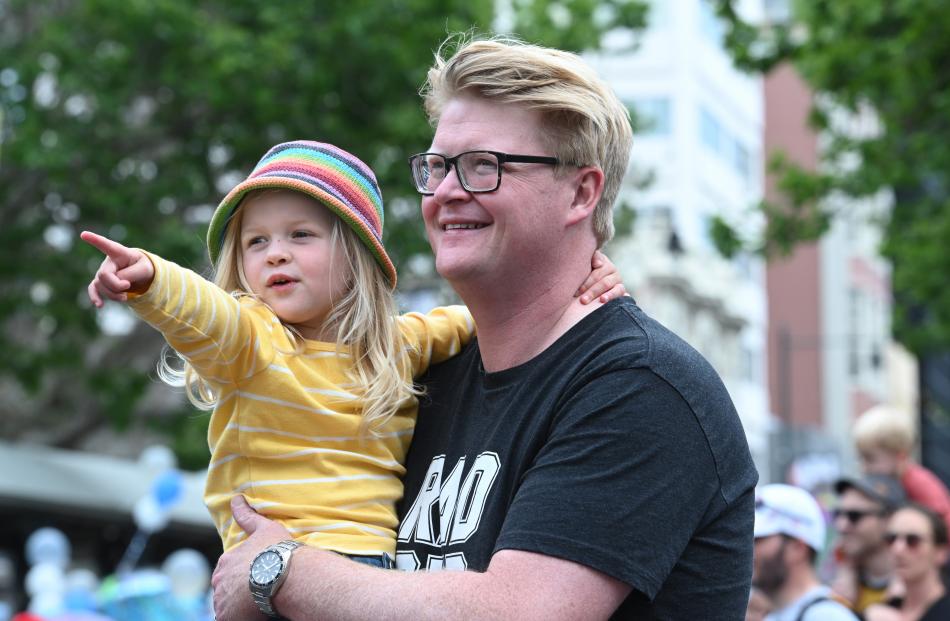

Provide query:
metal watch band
left=250, top=540, right=302, bottom=620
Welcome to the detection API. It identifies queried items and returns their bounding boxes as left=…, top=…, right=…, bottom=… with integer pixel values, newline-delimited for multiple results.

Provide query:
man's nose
left=432, top=164, right=470, bottom=202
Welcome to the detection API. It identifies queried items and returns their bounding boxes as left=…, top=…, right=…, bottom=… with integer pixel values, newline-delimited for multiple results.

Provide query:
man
left=211, top=35, right=758, bottom=619
left=830, top=473, right=906, bottom=614
left=752, top=484, right=857, bottom=620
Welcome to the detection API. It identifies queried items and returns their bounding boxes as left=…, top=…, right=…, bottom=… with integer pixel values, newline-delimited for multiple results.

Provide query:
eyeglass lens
left=413, top=152, right=500, bottom=193
left=884, top=532, right=925, bottom=548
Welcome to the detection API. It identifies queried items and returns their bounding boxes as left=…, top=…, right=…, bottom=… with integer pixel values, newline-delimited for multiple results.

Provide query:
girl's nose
left=266, top=240, right=290, bottom=264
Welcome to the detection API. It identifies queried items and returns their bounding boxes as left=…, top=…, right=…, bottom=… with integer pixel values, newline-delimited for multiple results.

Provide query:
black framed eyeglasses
left=832, top=508, right=885, bottom=525
left=408, top=150, right=559, bottom=195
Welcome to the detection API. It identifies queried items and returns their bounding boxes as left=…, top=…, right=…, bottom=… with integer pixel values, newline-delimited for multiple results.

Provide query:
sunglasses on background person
left=833, top=508, right=885, bottom=524
left=884, top=532, right=927, bottom=549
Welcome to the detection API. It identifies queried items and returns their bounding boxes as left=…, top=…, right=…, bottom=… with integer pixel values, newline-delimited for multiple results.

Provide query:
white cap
left=754, top=483, right=826, bottom=552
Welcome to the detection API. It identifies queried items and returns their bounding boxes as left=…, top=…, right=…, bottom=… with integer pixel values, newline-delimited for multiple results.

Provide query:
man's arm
left=212, top=496, right=631, bottom=621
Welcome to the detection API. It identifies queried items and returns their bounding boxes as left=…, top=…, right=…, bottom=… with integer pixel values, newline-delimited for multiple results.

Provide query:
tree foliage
left=0, top=0, right=647, bottom=465
left=709, top=0, right=950, bottom=354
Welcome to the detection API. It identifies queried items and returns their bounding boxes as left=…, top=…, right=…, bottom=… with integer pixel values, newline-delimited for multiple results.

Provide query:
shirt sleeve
left=493, top=367, right=725, bottom=600
left=805, top=600, right=861, bottom=621
left=126, top=251, right=274, bottom=387
left=397, top=305, right=475, bottom=377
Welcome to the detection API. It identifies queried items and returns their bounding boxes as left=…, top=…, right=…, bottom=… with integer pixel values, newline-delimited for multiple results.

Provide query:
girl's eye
left=292, top=230, right=314, bottom=239
left=245, top=236, right=265, bottom=248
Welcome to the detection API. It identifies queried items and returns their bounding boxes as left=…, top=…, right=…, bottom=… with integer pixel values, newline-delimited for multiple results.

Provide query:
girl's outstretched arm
left=80, top=230, right=155, bottom=307
left=576, top=249, right=627, bottom=304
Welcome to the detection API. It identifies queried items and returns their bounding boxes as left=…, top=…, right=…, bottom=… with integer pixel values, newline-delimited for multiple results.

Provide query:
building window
left=631, top=97, right=672, bottom=136
left=732, top=140, right=751, bottom=181
left=700, top=106, right=722, bottom=153
left=698, top=0, right=725, bottom=47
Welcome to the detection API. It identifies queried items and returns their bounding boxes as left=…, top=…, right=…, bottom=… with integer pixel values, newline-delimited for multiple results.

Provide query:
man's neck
left=454, top=263, right=603, bottom=372
left=775, top=568, right=821, bottom=610
left=859, top=545, right=893, bottom=585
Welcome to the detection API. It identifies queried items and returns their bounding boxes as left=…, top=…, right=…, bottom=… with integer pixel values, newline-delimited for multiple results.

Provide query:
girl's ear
left=565, top=166, right=605, bottom=227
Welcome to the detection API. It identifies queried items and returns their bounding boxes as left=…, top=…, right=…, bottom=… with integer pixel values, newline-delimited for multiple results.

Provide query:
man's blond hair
left=422, top=34, right=633, bottom=246
left=853, top=404, right=916, bottom=455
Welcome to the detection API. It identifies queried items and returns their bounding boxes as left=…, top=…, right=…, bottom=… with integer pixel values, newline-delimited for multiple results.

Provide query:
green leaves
left=714, top=0, right=950, bottom=353
left=0, top=0, right=646, bottom=457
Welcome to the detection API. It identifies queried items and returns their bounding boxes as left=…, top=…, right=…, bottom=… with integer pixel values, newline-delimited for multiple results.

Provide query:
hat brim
left=833, top=476, right=900, bottom=509
left=207, top=176, right=397, bottom=289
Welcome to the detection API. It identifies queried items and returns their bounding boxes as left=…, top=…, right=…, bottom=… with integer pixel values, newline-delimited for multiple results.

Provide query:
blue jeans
left=347, top=553, right=394, bottom=569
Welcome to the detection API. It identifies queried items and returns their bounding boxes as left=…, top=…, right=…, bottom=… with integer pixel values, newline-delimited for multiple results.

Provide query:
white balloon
left=28, top=591, right=64, bottom=617
left=132, top=494, right=170, bottom=533
left=65, top=567, right=99, bottom=592
left=162, top=549, right=210, bottom=600
left=25, top=562, right=65, bottom=596
left=139, top=444, right=177, bottom=471
left=25, top=527, right=70, bottom=568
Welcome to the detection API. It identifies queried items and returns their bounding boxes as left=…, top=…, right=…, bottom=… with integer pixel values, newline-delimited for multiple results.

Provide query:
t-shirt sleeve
left=397, top=305, right=475, bottom=377
left=126, top=251, right=274, bottom=387
left=493, top=367, right=722, bottom=600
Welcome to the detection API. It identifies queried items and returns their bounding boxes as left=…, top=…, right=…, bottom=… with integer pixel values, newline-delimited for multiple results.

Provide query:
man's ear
left=935, top=544, right=949, bottom=568
left=565, top=166, right=605, bottom=227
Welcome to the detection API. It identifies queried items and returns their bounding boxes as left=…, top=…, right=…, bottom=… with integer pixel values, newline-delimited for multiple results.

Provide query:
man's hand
left=80, top=230, right=155, bottom=307
left=211, top=495, right=293, bottom=621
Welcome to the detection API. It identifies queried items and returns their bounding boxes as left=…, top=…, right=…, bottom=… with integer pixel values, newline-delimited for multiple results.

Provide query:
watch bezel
left=250, top=549, right=287, bottom=587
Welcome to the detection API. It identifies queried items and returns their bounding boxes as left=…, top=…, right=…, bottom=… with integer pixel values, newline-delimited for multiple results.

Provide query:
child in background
left=854, top=404, right=950, bottom=534
left=82, top=140, right=622, bottom=565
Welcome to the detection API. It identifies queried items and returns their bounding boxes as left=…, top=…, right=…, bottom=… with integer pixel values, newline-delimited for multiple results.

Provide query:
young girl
left=83, top=140, right=621, bottom=564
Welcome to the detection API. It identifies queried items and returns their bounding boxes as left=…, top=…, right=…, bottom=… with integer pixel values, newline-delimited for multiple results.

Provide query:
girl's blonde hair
left=159, top=189, right=418, bottom=435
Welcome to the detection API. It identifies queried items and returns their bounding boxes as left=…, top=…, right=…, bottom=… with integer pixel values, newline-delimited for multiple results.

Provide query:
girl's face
left=239, top=191, right=349, bottom=341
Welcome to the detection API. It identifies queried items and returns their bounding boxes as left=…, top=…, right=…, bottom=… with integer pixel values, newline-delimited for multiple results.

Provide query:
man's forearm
left=275, top=548, right=505, bottom=621
left=275, top=547, right=628, bottom=621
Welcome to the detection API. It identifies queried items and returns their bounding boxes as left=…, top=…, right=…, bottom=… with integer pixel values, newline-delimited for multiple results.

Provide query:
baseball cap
left=834, top=473, right=905, bottom=511
left=754, top=483, right=826, bottom=552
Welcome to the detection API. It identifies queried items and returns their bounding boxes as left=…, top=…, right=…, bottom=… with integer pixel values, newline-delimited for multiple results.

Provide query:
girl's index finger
left=80, top=230, right=135, bottom=264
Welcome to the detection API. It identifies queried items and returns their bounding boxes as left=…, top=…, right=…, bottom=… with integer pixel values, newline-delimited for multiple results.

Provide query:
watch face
left=251, top=550, right=284, bottom=586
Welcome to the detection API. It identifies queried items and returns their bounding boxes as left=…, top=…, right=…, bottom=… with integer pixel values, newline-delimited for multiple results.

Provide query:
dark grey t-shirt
left=396, top=297, right=758, bottom=619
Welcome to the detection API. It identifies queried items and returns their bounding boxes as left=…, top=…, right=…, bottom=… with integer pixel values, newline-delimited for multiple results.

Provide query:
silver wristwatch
left=249, top=540, right=302, bottom=619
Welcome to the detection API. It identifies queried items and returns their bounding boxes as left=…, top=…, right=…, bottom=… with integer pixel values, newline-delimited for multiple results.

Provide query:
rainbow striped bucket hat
left=207, top=140, right=397, bottom=288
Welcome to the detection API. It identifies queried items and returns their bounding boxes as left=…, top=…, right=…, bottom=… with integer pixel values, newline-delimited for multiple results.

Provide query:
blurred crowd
left=0, top=527, right=212, bottom=621
left=749, top=405, right=950, bottom=621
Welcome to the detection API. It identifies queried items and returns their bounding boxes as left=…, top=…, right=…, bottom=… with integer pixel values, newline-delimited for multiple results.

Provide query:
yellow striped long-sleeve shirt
left=128, top=253, right=474, bottom=554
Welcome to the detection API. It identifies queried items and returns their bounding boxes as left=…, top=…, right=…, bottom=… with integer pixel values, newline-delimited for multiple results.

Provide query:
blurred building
left=586, top=0, right=773, bottom=478
left=759, top=4, right=918, bottom=487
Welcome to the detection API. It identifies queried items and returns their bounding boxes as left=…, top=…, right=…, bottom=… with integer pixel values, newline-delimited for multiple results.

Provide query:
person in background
left=831, top=473, right=906, bottom=614
left=853, top=404, right=950, bottom=533
left=752, top=483, right=858, bottom=620
left=746, top=586, right=773, bottom=621
left=865, top=503, right=950, bottom=621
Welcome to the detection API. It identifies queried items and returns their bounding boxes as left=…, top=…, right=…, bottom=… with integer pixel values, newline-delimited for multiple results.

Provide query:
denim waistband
left=345, top=552, right=394, bottom=569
